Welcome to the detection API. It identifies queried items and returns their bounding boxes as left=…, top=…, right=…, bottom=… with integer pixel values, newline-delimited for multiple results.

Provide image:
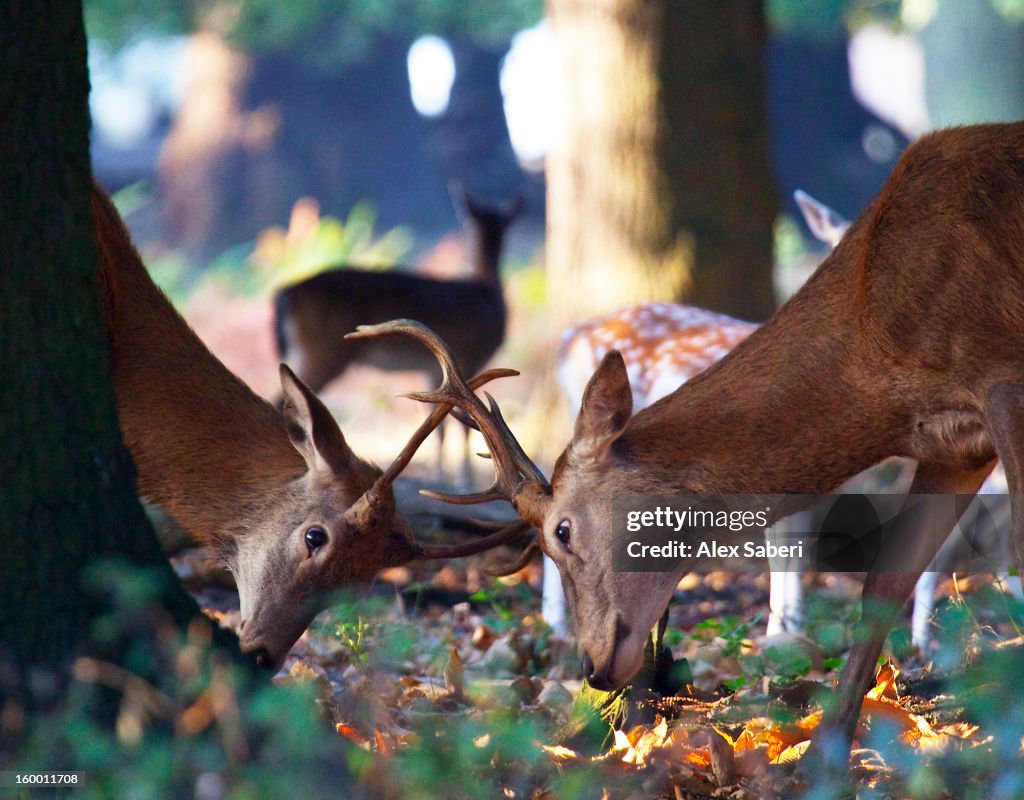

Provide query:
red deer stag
left=93, top=184, right=526, bottom=671
left=354, top=122, right=1024, bottom=773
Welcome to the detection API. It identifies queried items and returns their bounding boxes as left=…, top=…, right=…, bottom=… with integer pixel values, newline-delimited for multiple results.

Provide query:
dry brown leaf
left=709, top=728, right=736, bottom=786
left=444, top=646, right=465, bottom=702
left=859, top=697, right=918, bottom=733
left=796, top=709, right=822, bottom=732
left=735, top=747, right=771, bottom=779
left=471, top=624, right=498, bottom=651
left=939, top=722, right=980, bottom=739
left=619, top=719, right=671, bottom=766
left=732, top=727, right=757, bottom=753
left=336, top=723, right=370, bottom=748
left=541, top=743, right=583, bottom=764
left=867, top=657, right=900, bottom=701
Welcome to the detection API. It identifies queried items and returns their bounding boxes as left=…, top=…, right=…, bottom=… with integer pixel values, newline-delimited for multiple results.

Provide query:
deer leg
left=542, top=556, right=570, bottom=636
left=766, top=511, right=810, bottom=636
left=911, top=571, right=938, bottom=650
left=912, top=487, right=995, bottom=650
left=804, top=461, right=990, bottom=782
left=986, top=383, right=1024, bottom=587
left=459, top=422, right=473, bottom=488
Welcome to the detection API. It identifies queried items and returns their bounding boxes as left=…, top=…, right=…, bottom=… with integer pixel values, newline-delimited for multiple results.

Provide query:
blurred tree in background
left=86, top=0, right=543, bottom=259
left=917, top=0, right=1024, bottom=126
left=545, top=0, right=777, bottom=326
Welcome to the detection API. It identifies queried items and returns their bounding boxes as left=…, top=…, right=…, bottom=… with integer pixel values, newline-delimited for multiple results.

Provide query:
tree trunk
left=545, top=0, right=776, bottom=326
left=159, top=34, right=455, bottom=262
left=0, top=1, right=207, bottom=687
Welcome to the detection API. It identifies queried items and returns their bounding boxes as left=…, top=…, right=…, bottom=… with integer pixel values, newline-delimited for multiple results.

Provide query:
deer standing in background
left=273, top=191, right=523, bottom=485
left=93, top=184, right=526, bottom=671
left=368, top=123, right=1024, bottom=774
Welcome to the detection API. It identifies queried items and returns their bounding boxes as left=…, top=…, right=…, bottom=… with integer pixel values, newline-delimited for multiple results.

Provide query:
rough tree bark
left=545, top=0, right=777, bottom=325
left=0, top=1, right=210, bottom=686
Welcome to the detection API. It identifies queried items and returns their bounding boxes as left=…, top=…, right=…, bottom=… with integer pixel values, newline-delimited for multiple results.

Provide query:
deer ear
left=503, top=193, right=526, bottom=222
left=279, top=364, right=356, bottom=476
left=571, top=350, right=632, bottom=458
left=793, top=189, right=850, bottom=249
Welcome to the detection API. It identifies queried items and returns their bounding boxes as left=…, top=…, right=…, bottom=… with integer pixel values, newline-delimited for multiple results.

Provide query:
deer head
left=348, top=321, right=672, bottom=689
left=93, top=180, right=529, bottom=672
left=229, top=363, right=530, bottom=670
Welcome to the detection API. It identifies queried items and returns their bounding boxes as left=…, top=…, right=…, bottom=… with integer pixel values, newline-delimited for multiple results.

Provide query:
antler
left=354, top=363, right=520, bottom=508
left=415, top=518, right=534, bottom=561
left=346, top=320, right=550, bottom=508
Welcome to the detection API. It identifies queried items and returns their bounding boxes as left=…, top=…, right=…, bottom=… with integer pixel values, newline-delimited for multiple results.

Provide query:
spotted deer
left=273, top=190, right=523, bottom=484
left=361, top=122, right=1024, bottom=772
left=93, top=184, right=526, bottom=671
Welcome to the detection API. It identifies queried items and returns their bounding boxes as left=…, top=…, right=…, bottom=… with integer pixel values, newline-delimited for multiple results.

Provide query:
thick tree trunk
left=545, top=0, right=776, bottom=325
left=0, top=1, right=208, bottom=683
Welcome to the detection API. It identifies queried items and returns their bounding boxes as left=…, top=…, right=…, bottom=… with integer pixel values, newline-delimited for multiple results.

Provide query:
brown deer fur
left=90, top=185, right=517, bottom=670
left=431, top=123, right=1024, bottom=772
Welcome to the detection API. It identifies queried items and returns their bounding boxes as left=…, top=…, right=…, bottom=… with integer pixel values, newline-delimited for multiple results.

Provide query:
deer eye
left=554, top=520, right=572, bottom=552
left=304, top=526, right=328, bottom=554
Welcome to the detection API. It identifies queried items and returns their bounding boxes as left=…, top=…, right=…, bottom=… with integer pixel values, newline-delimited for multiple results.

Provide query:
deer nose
left=252, top=648, right=274, bottom=670
left=581, top=652, right=614, bottom=691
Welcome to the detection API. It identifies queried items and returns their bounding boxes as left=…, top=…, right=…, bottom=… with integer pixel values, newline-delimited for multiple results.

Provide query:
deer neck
left=618, top=268, right=896, bottom=496
left=95, top=196, right=304, bottom=548
left=468, top=226, right=505, bottom=286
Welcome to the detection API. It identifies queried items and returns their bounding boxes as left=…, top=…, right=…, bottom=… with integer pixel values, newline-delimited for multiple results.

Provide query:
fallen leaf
left=336, top=723, right=370, bottom=748
left=709, top=728, right=736, bottom=786
left=471, top=624, right=498, bottom=651
left=773, top=740, right=811, bottom=765
left=444, top=647, right=465, bottom=703
left=867, top=657, right=900, bottom=701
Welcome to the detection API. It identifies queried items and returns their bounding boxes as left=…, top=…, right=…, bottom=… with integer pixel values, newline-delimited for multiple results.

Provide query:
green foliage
left=692, top=614, right=752, bottom=659
left=316, top=593, right=436, bottom=674
left=84, top=0, right=188, bottom=46
left=992, top=0, right=1024, bottom=23
left=468, top=579, right=536, bottom=632
left=145, top=199, right=413, bottom=301
left=246, top=200, right=413, bottom=292
left=382, top=711, right=547, bottom=799
left=4, top=561, right=357, bottom=800
left=767, top=0, right=903, bottom=38
left=84, top=0, right=543, bottom=59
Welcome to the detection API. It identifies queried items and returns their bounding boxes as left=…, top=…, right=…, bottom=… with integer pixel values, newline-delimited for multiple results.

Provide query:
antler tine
left=357, top=367, right=514, bottom=503
left=482, top=392, right=548, bottom=486
left=415, top=519, right=534, bottom=561
left=485, top=538, right=541, bottom=577
left=348, top=319, right=545, bottom=506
